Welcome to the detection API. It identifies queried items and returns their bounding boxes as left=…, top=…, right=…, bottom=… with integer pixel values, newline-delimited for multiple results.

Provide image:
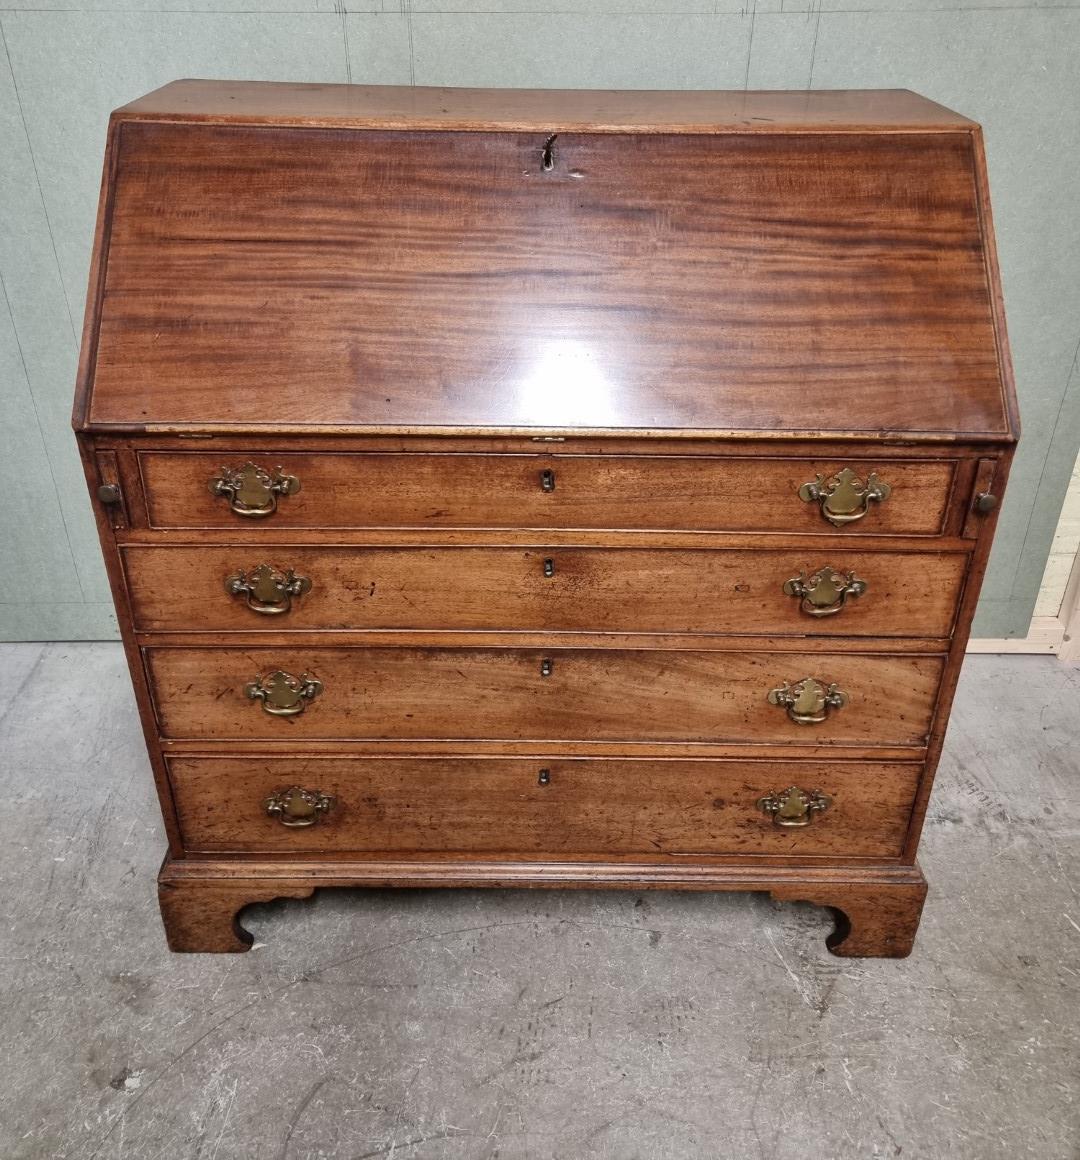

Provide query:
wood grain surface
left=157, top=855, right=929, bottom=956
left=86, top=122, right=1009, bottom=437
left=145, top=645, right=944, bottom=746
left=138, top=451, right=957, bottom=534
left=123, top=544, right=968, bottom=637
left=168, top=754, right=921, bottom=858
left=771, top=873, right=927, bottom=957
left=118, top=81, right=978, bottom=133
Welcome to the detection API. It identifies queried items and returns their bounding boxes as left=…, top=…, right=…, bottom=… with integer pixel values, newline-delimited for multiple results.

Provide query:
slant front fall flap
left=78, top=83, right=1015, bottom=440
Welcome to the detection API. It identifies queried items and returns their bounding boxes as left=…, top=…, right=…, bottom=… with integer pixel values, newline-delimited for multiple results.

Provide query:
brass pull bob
left=757, top=786, right=832, bottom=828
left=783, top=567, right=866, bottom=618
left=768, top=677, right=848, bottom=725
left=799, top=467, right=891, bottom=527
left=974, top=492, right=999, bottom=514
left=265, top=786, right=334, bottom=827
left=225, top=564, right=312, bottom=615
left=244, top=670, right=322, bottom=717
left=209, top=462, right=300, bottom=518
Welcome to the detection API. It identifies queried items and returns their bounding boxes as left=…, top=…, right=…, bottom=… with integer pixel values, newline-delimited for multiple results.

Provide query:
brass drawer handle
left=783, top=567, right=866, bottom=617
left=768, top=677, right=848, bottom=725
left=225, top=564, right=312, bottom=615
left=757, top=786, right=832, bottom=828
left=265, top=786, right=334, bottom=827
left=209, top=462, right=300, bottom=518
left=799, top=468, right=891, bottom=527
left=244, top=670, right=322, bottom=717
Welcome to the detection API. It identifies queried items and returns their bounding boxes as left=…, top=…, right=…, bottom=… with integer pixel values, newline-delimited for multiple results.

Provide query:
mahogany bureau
left=74, top=81, right=1018, bottom=956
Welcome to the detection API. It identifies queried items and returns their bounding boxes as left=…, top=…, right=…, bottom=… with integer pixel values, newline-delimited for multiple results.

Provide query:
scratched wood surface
left=144, top=645, right=945, bottom=746
left=137, top=451, right=958, bottom=534
left=122, top=544, right=968, bottom=637
left=167, top=755, right=921, bottom=858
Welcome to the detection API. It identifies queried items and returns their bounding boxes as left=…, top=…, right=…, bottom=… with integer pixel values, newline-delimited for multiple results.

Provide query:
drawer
left=139, top=452, right=957, bottom=534
left=169, top=755, right=920, bottom=858
left=124, top=545, right=968, bottom=638
left=146, top=647, right=944, bottom=746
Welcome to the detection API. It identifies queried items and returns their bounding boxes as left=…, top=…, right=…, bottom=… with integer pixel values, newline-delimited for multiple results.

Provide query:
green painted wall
left=2, top=3, right=1077, bottom=641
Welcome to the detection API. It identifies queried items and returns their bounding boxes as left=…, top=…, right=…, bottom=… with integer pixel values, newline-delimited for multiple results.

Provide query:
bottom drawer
left=168, top=756, right=920, bottom=859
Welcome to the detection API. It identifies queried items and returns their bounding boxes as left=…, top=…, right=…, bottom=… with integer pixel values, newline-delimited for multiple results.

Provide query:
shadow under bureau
left=74, top=81, right=1018, bottom=956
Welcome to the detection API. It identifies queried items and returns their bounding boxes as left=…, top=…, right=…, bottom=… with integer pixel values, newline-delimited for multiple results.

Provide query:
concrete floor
left=0, top=644, right=1077, bottom=1160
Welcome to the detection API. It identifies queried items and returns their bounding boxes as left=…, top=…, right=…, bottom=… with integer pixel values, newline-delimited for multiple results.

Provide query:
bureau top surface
left=76, top=81, right=1017, bottom=442
left=117, top=80, right=975, bottom=133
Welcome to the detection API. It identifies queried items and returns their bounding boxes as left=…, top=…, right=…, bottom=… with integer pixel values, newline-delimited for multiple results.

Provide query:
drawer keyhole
left=540, top=468, right=556, bottom=493
left=540, top=658, right=554, bottom=678
left=538, top=768, right=551, bottom=786
left=543, top=557, right=555, bottom=578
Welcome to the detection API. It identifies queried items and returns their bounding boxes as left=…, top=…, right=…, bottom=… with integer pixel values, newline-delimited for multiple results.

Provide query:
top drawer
left=139, top=452, right=958, bottom=535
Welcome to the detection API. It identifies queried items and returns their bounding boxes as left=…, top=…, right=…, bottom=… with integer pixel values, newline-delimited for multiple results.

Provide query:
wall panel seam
left=0, top=265, right=88, bottom=602
left=1007, top=327, right=1080, bottom=600
left=0, top=17, right=77, bottom=346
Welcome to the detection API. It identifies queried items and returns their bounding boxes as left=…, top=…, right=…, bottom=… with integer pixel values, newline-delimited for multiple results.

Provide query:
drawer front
left=140, top=452, right=956, bottom=534
left=146, top=647, right=943, bottom=745
left=125, top=545, right=967, bottom=637
left=169, top=756, right=920, bottom=858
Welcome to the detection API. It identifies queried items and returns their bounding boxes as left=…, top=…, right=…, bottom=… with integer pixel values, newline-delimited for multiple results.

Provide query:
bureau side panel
left=901, top=447, right=1014, bottom=860
left=75, top=436, right=184, bottom=855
